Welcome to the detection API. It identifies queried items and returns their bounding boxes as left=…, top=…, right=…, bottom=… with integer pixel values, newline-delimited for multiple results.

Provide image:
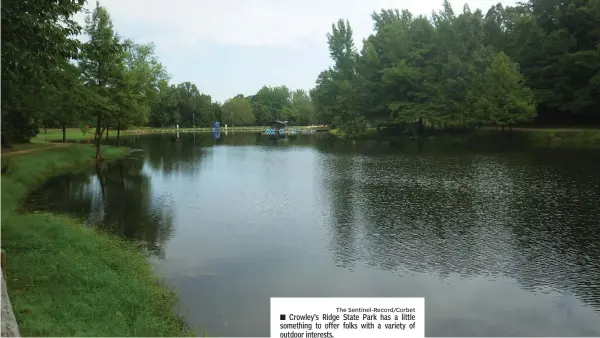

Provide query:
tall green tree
left=472, top=52, right=536, bottom=128
left=149, top=81, right=179, bottom=127
left=251, top=85, right=292, bottom=124
left=282, top=89, right=315, bottom=125
left=310, top=70, right=339, bottom=125
left=120, top=39, right=171, bottom=132
left=308, top=0, right=588, bottom=134
left=79, top=1, right=125, bottom=160
left=43, top=60, right=96, bottom=142
left=311, top=19, right=367, bottom=136
left=221, top=97, right=256, bottom=126
left=1, top=0, right=86, bottom=144
left=175, top=82, right=203, bottom=128
left=148, top=79, right=217, bottom=129
left=512, top=0, right=600, bottom=124
left=110, top=58, right=141, bottom=146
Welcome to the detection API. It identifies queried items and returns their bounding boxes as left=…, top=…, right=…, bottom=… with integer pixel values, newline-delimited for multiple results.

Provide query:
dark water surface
left=26, top=132, right=600, bottom=336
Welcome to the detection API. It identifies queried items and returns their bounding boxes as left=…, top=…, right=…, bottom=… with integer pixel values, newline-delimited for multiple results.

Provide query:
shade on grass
left=1, top=144, right=195, bottom=336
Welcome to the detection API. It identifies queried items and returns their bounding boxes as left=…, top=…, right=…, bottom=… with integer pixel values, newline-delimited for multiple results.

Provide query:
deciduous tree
left=79, top=1, right=125, bottom=160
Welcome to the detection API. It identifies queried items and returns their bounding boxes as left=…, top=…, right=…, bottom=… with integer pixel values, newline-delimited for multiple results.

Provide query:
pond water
left=25, top=132, right=600, bottom=336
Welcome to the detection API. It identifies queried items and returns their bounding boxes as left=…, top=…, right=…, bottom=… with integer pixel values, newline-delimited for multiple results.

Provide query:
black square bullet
left=280, top=314, right=286, bottom=320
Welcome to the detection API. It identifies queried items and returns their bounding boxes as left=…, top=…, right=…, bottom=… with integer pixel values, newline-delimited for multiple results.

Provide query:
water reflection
left=25, top=132, right=600, bottom=336
left=137, top=134, right=206, bottom=176
left=119, top=132, right=321, bottom=149
left=321, top=153, right=361, bottom=270
left=319, top=150, right=600, bottom=311
left=25, top=156, right=177, bottom=258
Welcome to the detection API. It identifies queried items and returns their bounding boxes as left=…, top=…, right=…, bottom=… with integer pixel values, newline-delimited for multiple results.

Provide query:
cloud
left=78, top=0, right=515, bottom=49
left=73, top=0, right=517, bottom=101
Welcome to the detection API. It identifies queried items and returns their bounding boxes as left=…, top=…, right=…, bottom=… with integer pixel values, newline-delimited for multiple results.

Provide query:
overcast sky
left=75, top=0, right=514, bottom=102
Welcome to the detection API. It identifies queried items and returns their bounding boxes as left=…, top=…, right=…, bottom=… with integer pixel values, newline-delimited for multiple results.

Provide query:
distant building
left=270, top=120, right=289, bottom=130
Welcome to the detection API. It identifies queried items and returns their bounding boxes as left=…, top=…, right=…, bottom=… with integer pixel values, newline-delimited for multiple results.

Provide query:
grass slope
left=1, top=144, right=194, bottom=336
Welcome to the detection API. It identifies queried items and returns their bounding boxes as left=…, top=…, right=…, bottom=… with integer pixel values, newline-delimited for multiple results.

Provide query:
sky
left=74, top=0, right=515, bottom=103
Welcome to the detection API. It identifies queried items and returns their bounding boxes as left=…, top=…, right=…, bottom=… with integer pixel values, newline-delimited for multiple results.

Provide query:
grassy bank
left=1, top=144, right=194, bottom=336
left=512, top=128, right=600, bottom=148
left=329, top=127, right=600, bottom=149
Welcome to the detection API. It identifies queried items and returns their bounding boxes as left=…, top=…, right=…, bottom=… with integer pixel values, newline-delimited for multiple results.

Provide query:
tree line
left=1, top=0, right=317, bottom=160
left=2, top=0, right=170, bottom=160
left=149, top=85, right=317, bottom=129
left=2, top=0, right=598, bottom=154
left=309, top=0, right=600, bottom=137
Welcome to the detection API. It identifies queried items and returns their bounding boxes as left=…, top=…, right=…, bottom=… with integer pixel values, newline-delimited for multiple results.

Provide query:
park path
left=1, top=142, right=72, bottom=157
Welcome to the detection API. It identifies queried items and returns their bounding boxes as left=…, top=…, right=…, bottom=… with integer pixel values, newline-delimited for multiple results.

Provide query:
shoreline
left=25, top=126, right=600, bottom=150
left=32, top=126, right=330, bottom=143
left=1, top=144, right=194, bottom=336
left=327, top=128, right=600, bottom=149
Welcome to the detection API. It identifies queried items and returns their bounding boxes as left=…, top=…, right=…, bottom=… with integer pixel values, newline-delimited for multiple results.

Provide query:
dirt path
left=1, top=143, right=73, bottom=157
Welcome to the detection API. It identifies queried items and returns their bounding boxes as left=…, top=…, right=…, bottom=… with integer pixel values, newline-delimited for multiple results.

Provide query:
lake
left=25, top=132, right=600, bottom=336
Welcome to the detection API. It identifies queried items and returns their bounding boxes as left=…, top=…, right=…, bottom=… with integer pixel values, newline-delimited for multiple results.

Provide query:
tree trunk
left=95, top=115, right=103, bottom=162
left=501, top=125, right=505, bottom=132
left=105, top=127, right=109, bottom=145
left=62, top=124, right=66, bottom=143
left=508, top=124, right=512, bottom=131
left=116, top=120, right=121, bottom=147
left=43, top=124, right=47, bottom=134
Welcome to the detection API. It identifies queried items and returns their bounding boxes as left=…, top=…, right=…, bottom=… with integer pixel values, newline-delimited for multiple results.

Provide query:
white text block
left=271, top=297, right=425, bottom=338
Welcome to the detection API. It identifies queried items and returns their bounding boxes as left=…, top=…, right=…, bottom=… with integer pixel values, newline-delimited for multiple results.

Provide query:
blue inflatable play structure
left=211, top=122, right=221, bottom=139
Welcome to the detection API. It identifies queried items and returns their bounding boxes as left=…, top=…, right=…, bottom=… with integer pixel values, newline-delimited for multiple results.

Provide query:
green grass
left=1, top=144, right=195, bottom=337
left=32, top=129, right=94, bottom=142
left=517, top=128, right=600, bottom=148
